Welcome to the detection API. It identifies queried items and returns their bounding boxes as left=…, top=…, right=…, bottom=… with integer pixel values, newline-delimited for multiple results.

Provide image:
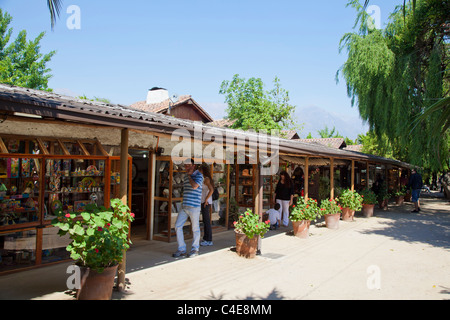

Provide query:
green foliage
left=52, top=199, right=135, bottom=273
left=219, top=74, right=300, bottom=133
left=290, top=197, right=321, bottom=222
left=394, top=186, right=407, bottom=197
left=233, top=209, right=270, bottom=239
left=376, top=181, right=391, bottom=201
left=0, top=9, right=55, bottom=90
left=317, top=126, right=343, bottom=139
left=359, top=188, right=377, bottom=204
left=319, top=198, right=342, bottom=215
left=338, top=189, right=363, bottom=211
left=337, top=0, right=449, bottom=171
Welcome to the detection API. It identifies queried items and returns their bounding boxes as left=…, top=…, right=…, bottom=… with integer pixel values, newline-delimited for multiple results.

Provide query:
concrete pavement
left=1, top=192, right=449, bottom=300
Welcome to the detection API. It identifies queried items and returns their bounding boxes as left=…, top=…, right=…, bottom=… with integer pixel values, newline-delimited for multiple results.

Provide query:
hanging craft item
left=51, top=199, right=63, bottom=214
left=81, top=177, right=96, bottom=191
left=21, top=158, right=30, bottom=177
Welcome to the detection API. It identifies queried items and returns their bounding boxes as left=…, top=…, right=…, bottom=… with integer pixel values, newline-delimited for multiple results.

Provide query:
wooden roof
left=0, top=84, right=411, bottom=168
left=130, top=95, right=214, bottom=123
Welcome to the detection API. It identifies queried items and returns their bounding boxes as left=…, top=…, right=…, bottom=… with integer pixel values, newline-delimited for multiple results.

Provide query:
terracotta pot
left=324, top=213, right=340, bottom=229
left=341, top=207, right=355, bottom=221
left=362, top=204, right=375, bottom=217
left=395, top=196, right=404, bottom=205
left=292, top=220, right=311, bottom=238
left=235, top=232, right=259, bottom=259
left=76, top=265, right=118, bottom=300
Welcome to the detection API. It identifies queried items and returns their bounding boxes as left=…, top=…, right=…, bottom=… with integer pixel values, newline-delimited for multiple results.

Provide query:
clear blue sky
left=1, top=0, right=400, bottom=136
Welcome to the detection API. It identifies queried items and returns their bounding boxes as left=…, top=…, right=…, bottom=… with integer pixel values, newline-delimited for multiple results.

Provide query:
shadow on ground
left=356, top=197, right=450, bottom=250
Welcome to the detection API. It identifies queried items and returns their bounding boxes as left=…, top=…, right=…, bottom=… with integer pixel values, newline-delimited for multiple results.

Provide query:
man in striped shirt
left=173, top=158, right=204, bottom=258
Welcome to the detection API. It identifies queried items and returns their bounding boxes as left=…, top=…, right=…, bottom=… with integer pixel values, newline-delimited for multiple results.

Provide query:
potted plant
left=359, top=188, right=377, bottom=217
left=394, top=187, right=406, bottom=205
left=289, top=197, right=320, bottom=238
left=338, top=189, right=363, bottom=221
left=319, top=198, right=342, bottom=229
left=52, top=198, right=134, bottom=300
left=233, top=209, right=270, bottom=259
left=377, top=182, right=390, bottom=210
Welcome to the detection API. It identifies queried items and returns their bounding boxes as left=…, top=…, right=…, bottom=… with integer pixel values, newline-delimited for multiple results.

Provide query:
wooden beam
left=35, top=138, right=49, bottom=155
left=304, top=157, right=309, bottom=200
left=351, top=160, right=355, bottom=191
left=57, top=139, right=70, bottom=155
left=0, top=137, right=8, bottom=153
left=330, top=158, right=334, bottom=199
left=76, top=140, right=90, bottom=156
left=366, top=161, right=370, bottom=189
left=117, top=128, right=129, bottom=292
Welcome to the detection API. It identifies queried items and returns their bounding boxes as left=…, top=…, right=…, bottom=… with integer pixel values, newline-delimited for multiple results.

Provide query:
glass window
left=0, top=157, right=41, bottom=226
left=44, top=158, right=105, bottom=221
left=0, top=229, right=36, bottom=272
left=41, top=226, right=70, bottom=264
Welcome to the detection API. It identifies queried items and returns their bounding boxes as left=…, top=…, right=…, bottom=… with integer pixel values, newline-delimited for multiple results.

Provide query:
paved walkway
left=1, top=192, right=449, bottom=300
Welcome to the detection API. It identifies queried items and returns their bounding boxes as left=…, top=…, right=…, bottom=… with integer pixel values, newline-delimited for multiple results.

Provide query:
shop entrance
left=129, top=149, right=151, bottom=240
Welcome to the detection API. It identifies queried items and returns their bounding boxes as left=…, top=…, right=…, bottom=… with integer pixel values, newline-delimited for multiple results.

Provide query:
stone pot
left=292, top=220, right=311, bottom=238
left=324, top=213, right=340, bottom=229
left=235, top=232, right=259, bottom=259
left=341, top=207, right=355, bottom=221
left=362, top=204, right=375, bottom=217
left=76, top=265, right=118, bottom=300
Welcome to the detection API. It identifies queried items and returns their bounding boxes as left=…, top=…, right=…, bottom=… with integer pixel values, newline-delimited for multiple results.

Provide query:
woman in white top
left=199, top=163, right=214, bottom=246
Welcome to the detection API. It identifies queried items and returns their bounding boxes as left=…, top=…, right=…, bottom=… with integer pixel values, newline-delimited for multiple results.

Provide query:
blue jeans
left=175, top=205, right=201, bottom=252
left=411, top=189, right=420, bottom=202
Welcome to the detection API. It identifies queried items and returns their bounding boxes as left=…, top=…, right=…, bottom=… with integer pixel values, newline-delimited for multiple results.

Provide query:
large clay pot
left=292, top=220, right=311, bottom=238
left=235, top=232, right=258, bottom=259
left=324, top=213, right=340, bottom=229
left=341, top=207, right=355, bottom=222
left=76, top=265, right=118, bottom=300
left=362, top=204, right=375, bottom=217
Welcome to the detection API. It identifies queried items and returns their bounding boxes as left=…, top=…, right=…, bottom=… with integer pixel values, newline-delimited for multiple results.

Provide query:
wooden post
left=304, top=157, right=309, bottom=200
left=366, top=161, right=370, bottom=189
left=117, top=128, right=128, bottom=292
left=351, top=160, right=355, bottom=191
left=330, top=158, right=334, bottom=199
left=256, top=163, right=263, bottom=252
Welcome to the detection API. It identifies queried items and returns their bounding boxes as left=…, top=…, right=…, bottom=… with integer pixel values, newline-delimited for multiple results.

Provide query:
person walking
left=408, top=168, right=423, bottom=213
left=172, top=158, right=203, bottom=258
left=273, top=171, right=294, bottom=227
left=199, top=163, right=214, bottom=247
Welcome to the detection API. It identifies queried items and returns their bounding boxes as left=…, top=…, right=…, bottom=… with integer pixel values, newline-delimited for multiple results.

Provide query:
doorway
left=129, top=149, right=151, bottom=240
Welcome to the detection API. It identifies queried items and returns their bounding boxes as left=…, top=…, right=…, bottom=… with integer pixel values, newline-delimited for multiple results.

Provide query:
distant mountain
left=295, top=106, right=369, bottom=141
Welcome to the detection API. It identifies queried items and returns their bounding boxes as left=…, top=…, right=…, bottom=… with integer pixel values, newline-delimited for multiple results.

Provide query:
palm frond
left=47, top=0, right=63, bottom=29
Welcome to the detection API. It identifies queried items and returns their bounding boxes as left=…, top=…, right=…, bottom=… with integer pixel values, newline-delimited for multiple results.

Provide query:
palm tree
left=47, top=0, right=63, bottom=29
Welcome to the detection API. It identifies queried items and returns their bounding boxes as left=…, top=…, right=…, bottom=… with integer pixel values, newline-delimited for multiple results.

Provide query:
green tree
left=357, top=131, right=394, bottom=158
left=219, top=74, right=299, bottom=134
left=0, top=9, right=55, bottom=90
left=317, top=126, right=343, bottom=138
left=337, top=0, right=449, bottom=171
